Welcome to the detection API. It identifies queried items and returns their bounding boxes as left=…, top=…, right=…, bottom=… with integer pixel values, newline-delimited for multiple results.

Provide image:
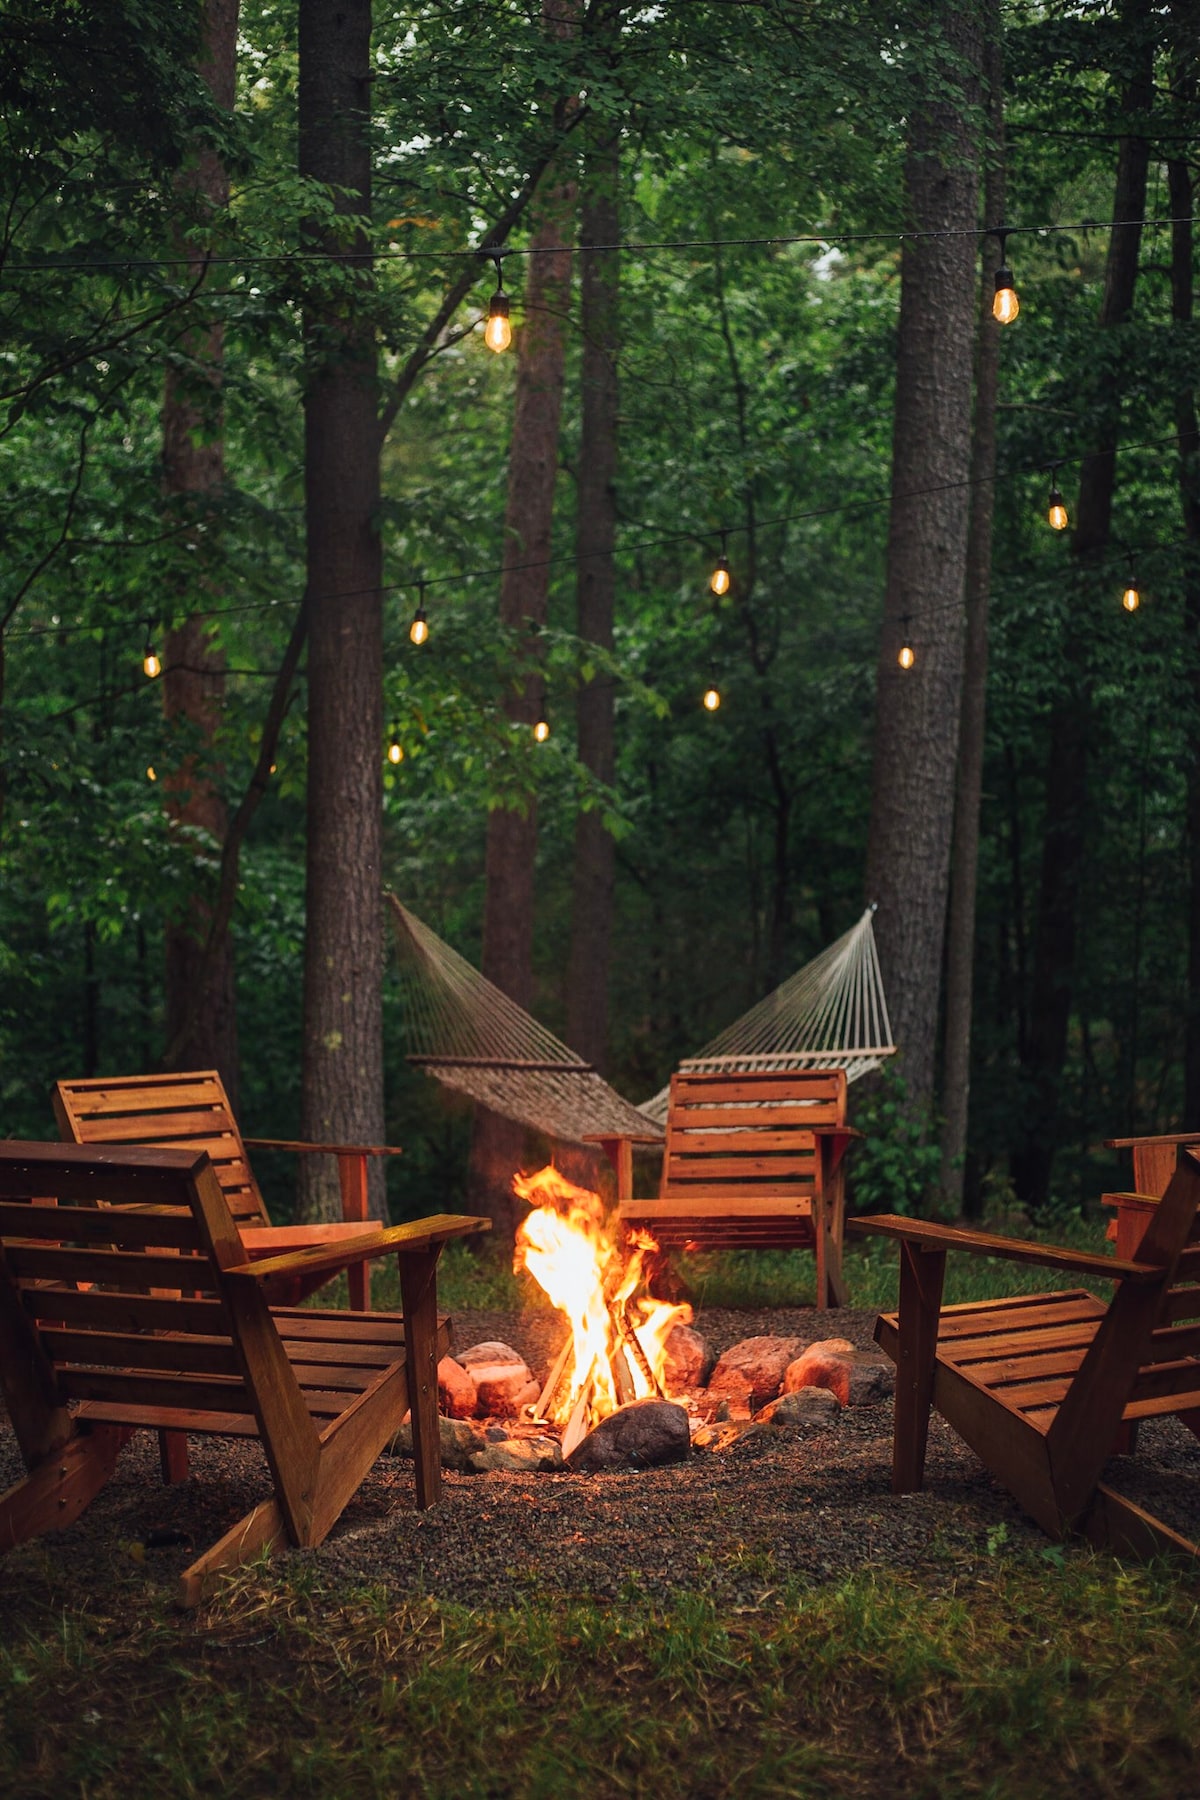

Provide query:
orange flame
left=513, top=1166, right=692, bottom=1439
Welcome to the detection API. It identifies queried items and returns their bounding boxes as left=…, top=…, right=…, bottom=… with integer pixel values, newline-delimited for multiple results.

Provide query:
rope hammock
left=637, top=906, right=896, bottom=1125
left=386, top=894, right=663, bottom=1145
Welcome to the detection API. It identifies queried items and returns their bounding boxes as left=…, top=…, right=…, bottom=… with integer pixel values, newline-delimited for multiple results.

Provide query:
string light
left=409, top=579, right=429, bottom=645
left=146, top=765, right=157, bottom=781
left=709, top=532, right=731, bottom=597
left=702, top=673, right=721, bottom=711
left=1122, top=553, right=1141, bottom=612
left=897, top=619, right=915, bottom=670
left=387, top=726, right=404, bottom=764
left=991, top=228, right=1019, bottom=324
left=1047, top=464, right=1069, bottom=532
left=484, top=252, right=512, bottom=353
left=142, top=630, right=161, bottom=679
left=533, top=713, right=550, bottom=742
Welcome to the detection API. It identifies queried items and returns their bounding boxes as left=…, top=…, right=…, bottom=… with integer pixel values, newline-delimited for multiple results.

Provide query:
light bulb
left=1048, top=488, right=1068, bottom=532
left=533, top=717, right=550, bottom=743
left=146, top=765, right=157, bottom=782
left=143, top=646, right=161, bottom=679
left=710, top=556, right=731, bottom=597
left=703, top=684, right=721, bottom=712
left=409, top=608, right=429, bottom=646
left=992, top=268, right=1019, bottom=324
left=485, top=294, right=511, bottom=353
left=898, top=643, right=915, bottom=671
left=1122, top=584, right=1140, bottom=613
left=387, top=738, right=404, bottom=764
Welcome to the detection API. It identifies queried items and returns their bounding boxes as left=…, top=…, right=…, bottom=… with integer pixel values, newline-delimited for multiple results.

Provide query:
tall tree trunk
left=1010, top=0, right=1153, bottom=1208
left=939, top=0, right=1005, bottom=1211
left=863, top=3, right=982, bottom=1129
left=161, top=0, right=240, bottom=1100
left=469, top=0, right=581, bottom=1240
left=297, top=0, right=386, bottom=1222
left=566, top=112, right=620, bottom=1071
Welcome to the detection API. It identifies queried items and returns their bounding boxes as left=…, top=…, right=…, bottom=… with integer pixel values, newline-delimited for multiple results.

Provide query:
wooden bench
left=848, top=1151, right=1200, bottom=1560
left=614, top=1069, right=859, bottom=1309
left=0, top=1141, right=487, bottom=1604
left=54, top=1071, right=401, bottom=1312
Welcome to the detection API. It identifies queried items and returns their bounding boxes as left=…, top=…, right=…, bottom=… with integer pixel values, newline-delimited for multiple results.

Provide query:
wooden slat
left=671, top=1105, right=838, bottom=1130
left=69, top=1108, right=236, bottom=1145
left=59, top=1367, right=255, bottom=1413
left=934, top=1294, right=1107, bottom=1340
left=1124, top=1387, right=1200, bottom=1421
left=272, top=1310, right=414, bottom=1344
left=282, top=1339, right=401, bottom=1367
left=666, top=1155, right=816, bottom=1182
left=75, top=1399, right=260, bottom=1437
left=58, top=1075, right=227, bottom=1116
left=7, top=1244, right=220, bottom=1290
left=665, top=1129, right=823, bottom=1156
left=1126, top=1359, right=1200, bottom=1405
left=625, top=1195, right=811, bottom=1217
left=0, top=1148, right=208, bottom=1209
left=672, top=1076, right=843, bottom=1106
left=0, top=1201, right=199, bottom=1250
left=945, top=1320, right=1100, bottom=1361
left=41, top=1327, right=242, bottom=1377
left=1157, top=1286, right=1200, bottom=1323
left=23, top=1287, right=228, bottom=1334
left=1147, top=1322, right=1200, bottom=1361
left=957, top=1348, right=1090, bottom=1388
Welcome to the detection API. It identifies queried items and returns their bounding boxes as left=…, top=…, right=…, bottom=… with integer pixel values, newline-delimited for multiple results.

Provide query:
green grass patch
left=3, top=1553, right=1199, bottom=1796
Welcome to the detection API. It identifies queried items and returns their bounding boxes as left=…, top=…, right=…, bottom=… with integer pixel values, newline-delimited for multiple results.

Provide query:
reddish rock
left=565, top=1399, right=690, bottom=1472
left=458, top=1340, right=535, bottom=1415
left=661, top=1324, right=711, bottom=1395
left=783, top=1340, right=893, bottom=1407
left=706, top=1335, right=808, bottom=1409
left=437, top=1355, right=478, bottom=1420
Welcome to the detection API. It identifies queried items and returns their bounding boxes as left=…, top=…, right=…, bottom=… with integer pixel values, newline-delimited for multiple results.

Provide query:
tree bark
left=297, top=0, right=386, bottom=1222
left=159, top=0, right=240, bottom=1100
left=863, top=3, right=982, bottom=1129
left=565, top=113, right=620, bottom=1071
left=939, top=0, right=1004, bottom=1212
left=1011, top=0, right=1153, bottom=1208
left=469, top=0, right=581, bottom=1240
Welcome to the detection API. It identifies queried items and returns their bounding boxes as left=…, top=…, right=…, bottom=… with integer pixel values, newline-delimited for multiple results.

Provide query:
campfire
left=513, top=1166, right=692, bottom=1457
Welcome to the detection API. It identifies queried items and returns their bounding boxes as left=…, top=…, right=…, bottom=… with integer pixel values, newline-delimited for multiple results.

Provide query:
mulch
left=4, top=1304, right=1200, bottom=1618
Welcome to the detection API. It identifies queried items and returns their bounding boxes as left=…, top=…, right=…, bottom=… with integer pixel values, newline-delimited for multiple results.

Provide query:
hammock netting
left=387, top=895, right=662, bottom=1145
left=388, top=895, right=894, bottom=1144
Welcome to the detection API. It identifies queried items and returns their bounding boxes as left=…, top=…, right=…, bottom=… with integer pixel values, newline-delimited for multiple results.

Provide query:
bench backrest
left=660, top=1068, right=848, bottom=1204
left=54, top=1072, right=269, bottom=1229
left=0, top=1142, right=281, bottom=1439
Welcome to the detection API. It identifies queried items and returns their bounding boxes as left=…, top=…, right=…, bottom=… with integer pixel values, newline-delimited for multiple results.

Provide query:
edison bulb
left=485, top=299, right=511, bottom=353
left=898, top=643, right=915, bottom=670
left=710, top=557, right=731, bottom=597
left=388, top=741, right=404, bottom=765
left=409, top=609, right=429, bottom=646
left=992, top=273, right=1019, bottom=324
left=1122, top=585, right=1140, bottom=613
left=1048, top=491, right=1068, bottom=532
left=533, top=717, right=550, bottom=742
left=703, top=684, right=721, bottom=712
left=146, top=765, right=157, bottom=782
left=143, top=649, right=161, bottom=679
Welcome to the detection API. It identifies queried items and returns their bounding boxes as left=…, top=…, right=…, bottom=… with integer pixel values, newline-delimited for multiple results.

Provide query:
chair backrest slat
left=661, top=1068, right=847, bottom=1202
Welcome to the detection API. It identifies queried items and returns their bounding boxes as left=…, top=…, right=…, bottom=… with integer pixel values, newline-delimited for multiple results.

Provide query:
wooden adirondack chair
left=1101, top=1132, right=1200, bottom=1259
left=848, top=1148, right=1200, bottom=1559
left=0, top=1141, right=488, bottom=1604
left=614, top=1069, right=859, bottom=1309
left=54, top=1071, right=401, bottom=1312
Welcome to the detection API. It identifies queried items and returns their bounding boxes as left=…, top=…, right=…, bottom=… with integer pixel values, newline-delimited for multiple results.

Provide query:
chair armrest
left=1099, top=1191, right=1159, bottom=1213
left=809, top=1125, right=863, bottom=1139
left=1103, top=1132, right=1200, bottom=1150
left=243, top=1138, right=405, bottom=1158
left=224, top=1213, right=489, bottom=1294
left=845, top=1213, right=1160, bottom=1283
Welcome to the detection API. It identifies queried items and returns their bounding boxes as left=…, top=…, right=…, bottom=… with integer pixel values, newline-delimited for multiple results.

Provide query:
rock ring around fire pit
left=389, top=1326, right=895, bottom=1476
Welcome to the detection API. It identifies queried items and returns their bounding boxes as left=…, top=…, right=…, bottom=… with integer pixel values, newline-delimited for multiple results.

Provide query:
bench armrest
left=224, top=1213, right=489, bottom=1294
left=845, top=1213, right=1160, bottom=1283
left=243, top=1138, right=405, bottom=1158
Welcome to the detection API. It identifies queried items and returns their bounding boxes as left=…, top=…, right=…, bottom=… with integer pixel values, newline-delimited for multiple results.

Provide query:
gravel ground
left=4, top=1304, right=1200, bottom=1616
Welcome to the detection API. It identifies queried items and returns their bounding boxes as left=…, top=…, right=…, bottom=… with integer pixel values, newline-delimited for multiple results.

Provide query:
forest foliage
left=1, top=0, right=1197, bottom=1220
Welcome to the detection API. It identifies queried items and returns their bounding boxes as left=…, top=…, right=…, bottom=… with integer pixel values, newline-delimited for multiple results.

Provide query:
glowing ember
left=513, top=1165, right=692, bottom=1450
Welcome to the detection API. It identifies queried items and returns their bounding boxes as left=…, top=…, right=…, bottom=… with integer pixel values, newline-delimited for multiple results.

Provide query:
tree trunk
left=469, top=0, right=582, bottom=1241
left=1011, top=0, right=1153, bottom=1208
left=863, top=3, right=982, bottom=1129
left=155, top=1, right=239, bottom=1098
left=939, top=0, right=1004, bottom=1211
left=566, top=116, right=620, bottom=1071
left=297, top=0, right=386, bottom=1222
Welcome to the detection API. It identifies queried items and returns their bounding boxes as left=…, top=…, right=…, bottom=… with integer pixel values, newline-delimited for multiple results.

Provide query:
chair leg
left=158, top=1430, right=189, bottom=1484
left=177, top=1498, right=287, bottom=1609
left=398, top=1246, right=443, bottom=1509
left=892, top=1243, right=946, bottom=1493
left=0, top=1424, right=129, bottom=1551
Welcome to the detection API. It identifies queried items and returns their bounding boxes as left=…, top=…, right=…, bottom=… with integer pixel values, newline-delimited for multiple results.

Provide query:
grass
left=2, top=1550, right=1199, bottom=1796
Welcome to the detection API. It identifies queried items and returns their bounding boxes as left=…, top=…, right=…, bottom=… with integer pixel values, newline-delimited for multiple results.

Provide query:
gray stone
left=757, top=1387, right=842, bottom=1429
left=706, top=1335, right=808, bottom=1408
left=388, top=1412, right=486, bottom=1473
left=565, top=1398, right=691, bottom=1472
left=661, top=1323, right=712, bottom=1394
left=458, top=1340, right=536, bottom=1415
left=467, top=1437, right=563, bottom=1474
